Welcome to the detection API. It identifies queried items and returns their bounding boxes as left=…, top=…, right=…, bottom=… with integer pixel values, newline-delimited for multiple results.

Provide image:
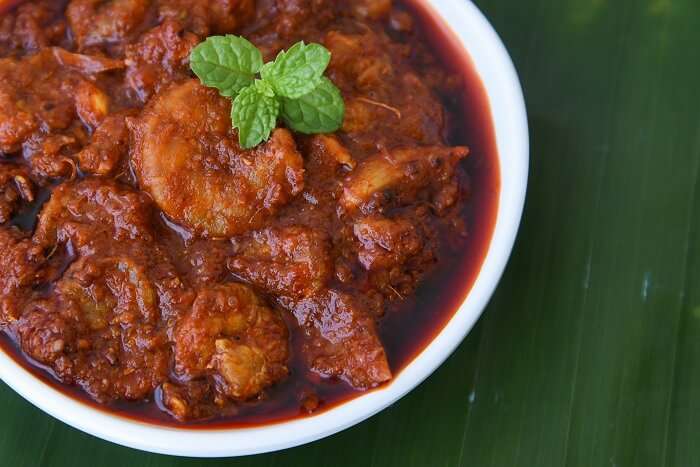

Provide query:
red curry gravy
left=0, top=0, right=499, bottom=426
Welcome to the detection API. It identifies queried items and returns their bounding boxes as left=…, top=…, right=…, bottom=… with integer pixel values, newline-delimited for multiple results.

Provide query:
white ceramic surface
left=0, top=0, right=529, bottom=457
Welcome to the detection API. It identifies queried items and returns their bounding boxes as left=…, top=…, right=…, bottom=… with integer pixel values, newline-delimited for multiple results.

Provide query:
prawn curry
left=0, top=0, right=499, bottom=423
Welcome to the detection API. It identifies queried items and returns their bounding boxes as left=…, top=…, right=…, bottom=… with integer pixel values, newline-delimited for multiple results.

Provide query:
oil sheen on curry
left=0, top=0, right=499, bottom=424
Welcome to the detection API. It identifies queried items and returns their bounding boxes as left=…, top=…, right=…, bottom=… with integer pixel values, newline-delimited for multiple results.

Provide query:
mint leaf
left=261, top=42, right=331, bottom=99
left=232, top=83, right=280, bottom=149
left=253, top=79, right=276, bottom=98
left=190, top=35, right=263, bottom=97
left=280, top=77, right=345, bottom=134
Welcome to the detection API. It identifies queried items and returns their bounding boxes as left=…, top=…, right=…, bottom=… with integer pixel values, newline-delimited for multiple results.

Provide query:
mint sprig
left=190, top=36, right=345, bottom=149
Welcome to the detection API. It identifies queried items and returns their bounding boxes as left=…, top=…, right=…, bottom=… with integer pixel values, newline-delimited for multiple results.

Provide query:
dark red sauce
left=0, top=0, right=499, bottom=428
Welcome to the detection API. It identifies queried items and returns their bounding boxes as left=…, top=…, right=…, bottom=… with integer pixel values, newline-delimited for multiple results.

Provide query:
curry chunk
left=0, top=49, right=112, bottom=174
left=75, top=113, right=131, bottom=175
left=66, top=0, right=151, bottom=50
left=352, top=213, right=437, bottom=301
left=174, top=284, right=289, bottom=401
left=0, top=1, right=67, bottom=54
left=340, top=145, right=469, bottom=214
left=34, top=178, right=156, bottom=255
left=325, top=29, right=447, bottom=147
left=57, top=256, right=160, bottom=329
left=51, top=47, right=125, bottom=74
left=325, top=30, right=394, bottom=93
left=124, top=19, right=200, bottom=101
left=0, top=164, right=34, bottom=224
left=130, top=80, right=305, bottom=237
left=183, top=239, right=233, bottom=286
left=308, top=134, right=355, bottom=170
left=0, top=51, right=73, bottom=153
left=259, top=0, right=324, bottom=40
left=21, top=133, right=82, bottom=179
left=0, top=227, right=55, bottom=324
left=353, top=216, right=422, bottom=271
left=288, top=289, right=391, bottom=389
left=17, top=253, right=174, bottom=402
left=229, top=226, right=333, bottom=299
left=156, top=0, right=256, bottom=36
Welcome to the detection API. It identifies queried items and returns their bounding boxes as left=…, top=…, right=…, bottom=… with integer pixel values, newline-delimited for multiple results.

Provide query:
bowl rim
left=0, top=0, right=528, bottom=457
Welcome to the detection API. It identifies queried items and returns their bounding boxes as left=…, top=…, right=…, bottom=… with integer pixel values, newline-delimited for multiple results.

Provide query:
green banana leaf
left=1, top=0, right=699, bottom=465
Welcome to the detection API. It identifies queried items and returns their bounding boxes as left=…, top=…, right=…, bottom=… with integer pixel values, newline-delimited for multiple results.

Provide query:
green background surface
left=2, top=0, right=700, bottom=465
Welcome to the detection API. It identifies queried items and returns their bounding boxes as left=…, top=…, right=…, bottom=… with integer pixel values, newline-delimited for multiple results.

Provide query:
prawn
left=130, top=80, right=305, bottom=238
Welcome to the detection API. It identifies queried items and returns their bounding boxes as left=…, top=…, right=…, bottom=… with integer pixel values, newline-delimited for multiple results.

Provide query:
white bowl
left=0, top=0, right=528, bottom=457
